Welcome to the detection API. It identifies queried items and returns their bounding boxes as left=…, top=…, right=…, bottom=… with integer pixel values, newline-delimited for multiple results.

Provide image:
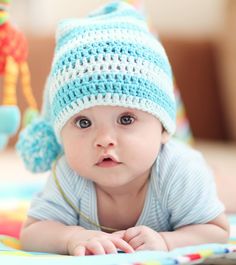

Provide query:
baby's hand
left=67, top=230, right=134, bottom=256
left=121, top=226, right=168, bottom=251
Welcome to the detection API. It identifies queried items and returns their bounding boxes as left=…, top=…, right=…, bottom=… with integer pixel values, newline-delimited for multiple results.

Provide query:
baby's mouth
left=96, top=155, right=122, bottom=168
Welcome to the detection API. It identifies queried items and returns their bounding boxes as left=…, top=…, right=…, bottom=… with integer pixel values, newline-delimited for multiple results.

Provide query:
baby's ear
left=161, top=130, right=170, bottom=144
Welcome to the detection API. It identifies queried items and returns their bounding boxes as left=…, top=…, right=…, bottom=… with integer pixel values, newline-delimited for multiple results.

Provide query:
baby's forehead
left=71, top=105, right=160, bottom=122
left=77, top=105, right=138, bottom=115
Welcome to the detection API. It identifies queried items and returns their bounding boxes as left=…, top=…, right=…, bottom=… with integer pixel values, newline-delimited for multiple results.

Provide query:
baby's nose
left=94, top=128, right=117, bottom=149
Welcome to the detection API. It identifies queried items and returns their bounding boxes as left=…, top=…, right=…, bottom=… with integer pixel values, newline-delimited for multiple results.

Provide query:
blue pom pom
left=16, top=118, right=62, bottom=173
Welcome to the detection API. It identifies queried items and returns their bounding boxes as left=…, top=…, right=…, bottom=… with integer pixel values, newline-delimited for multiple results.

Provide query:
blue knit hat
left=17, top=1, right=176, bottom=173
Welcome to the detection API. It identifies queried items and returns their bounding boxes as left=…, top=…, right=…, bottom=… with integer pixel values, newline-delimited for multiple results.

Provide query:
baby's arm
left=122, top=213, right=229, bottom=251
left=160, top=213, right=229, bottom=250
left=20, top=217, right=134, bottom=255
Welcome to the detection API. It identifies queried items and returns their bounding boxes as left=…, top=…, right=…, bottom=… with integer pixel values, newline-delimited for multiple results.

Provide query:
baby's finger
left=128, top=235, right=144, bottom=250
left=111, top=237, right=134, bottom=253
left=135, top=243, right=147, bottom=251
left=86, top=240, right=106, bottom=255
left=101, top=239, right=118, bottom=254
left=73, top=245, right=86, bottom=256
left=124, top=227, right=140, bottom=242
left=112, top=230, right=126, bottom=238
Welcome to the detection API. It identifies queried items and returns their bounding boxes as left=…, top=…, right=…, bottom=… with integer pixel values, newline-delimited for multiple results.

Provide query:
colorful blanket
left=1, top=182, right=236, bottom=265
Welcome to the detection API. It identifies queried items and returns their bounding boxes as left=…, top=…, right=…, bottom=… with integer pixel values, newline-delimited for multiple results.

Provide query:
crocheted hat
left=17, top=1, right=176, bottom=173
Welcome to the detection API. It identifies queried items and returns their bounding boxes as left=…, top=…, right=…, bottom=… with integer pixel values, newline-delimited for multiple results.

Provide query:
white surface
left=0, top=148, right=47, bottom=183
left=11, top=0, right=226, bottom=38
left=230, top=224, right=236, bottom=238
left=195, top=140, right=236, bottom=173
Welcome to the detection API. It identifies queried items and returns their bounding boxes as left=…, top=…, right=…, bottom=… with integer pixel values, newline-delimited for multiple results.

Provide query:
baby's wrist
left=158, top=232, right=170, bottom=251
left=63, top=226, right=86, bottom=254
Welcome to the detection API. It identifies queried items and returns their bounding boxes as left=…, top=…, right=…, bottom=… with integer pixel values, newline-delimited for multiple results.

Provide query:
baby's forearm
left=20, top=220, right=85, bottom=254
left=160, top=223, right=229, bottom=250
left=20, top=220, right=134, bottom=255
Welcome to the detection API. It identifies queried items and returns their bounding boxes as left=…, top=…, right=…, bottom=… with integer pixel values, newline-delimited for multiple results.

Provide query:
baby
left=17, top=2, right=229, bottom=256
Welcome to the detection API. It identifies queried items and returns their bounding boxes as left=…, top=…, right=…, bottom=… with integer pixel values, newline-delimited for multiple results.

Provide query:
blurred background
left=0, top=0, right=236, bottom=207
left=5, top=0, right=236, bottom=142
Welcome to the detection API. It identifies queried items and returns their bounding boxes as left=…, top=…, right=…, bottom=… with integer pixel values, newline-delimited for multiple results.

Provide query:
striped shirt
left=28, top=139, right=224, bottom=231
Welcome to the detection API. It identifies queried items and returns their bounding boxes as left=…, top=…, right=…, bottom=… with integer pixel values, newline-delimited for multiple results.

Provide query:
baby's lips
left=96, top=154, right=120, bottom=165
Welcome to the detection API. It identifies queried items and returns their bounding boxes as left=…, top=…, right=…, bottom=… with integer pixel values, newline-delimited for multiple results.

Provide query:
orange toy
left=0, top=0, right=38, bottom=150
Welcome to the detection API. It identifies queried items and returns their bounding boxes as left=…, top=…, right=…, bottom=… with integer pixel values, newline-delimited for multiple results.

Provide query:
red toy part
left=185, top=253, right=202, bottom=261
left=0, top=22, right=28, bottom=75
left=0, top=219, right=22, bottom=238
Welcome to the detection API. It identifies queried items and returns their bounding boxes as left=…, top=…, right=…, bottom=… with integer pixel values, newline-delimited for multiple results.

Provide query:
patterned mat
left=1, top=182, right=236, bottom=264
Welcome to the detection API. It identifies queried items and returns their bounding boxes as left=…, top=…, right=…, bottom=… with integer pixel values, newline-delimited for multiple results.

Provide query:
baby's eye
left=118, top=114, right=135, bottom=125
left=75, top=117, right=91, bottom=129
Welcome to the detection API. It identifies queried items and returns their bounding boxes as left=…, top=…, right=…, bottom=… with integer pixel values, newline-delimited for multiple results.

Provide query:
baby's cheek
left=141, top=142, right=161, bottom=161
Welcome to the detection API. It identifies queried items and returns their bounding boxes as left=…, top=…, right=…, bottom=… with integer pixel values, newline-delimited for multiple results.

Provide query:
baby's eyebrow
left=118, top=107, right=137, bottom=112
left=119, top=111, right=136, bottom=116
left=70, top=113, right=89, bottom=121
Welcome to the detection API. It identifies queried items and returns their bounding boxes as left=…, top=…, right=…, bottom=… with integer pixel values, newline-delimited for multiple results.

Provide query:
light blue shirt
left=28, top=139, right=224, bottom=231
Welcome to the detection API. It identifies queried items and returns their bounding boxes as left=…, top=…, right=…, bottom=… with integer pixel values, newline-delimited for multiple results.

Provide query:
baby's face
left=61, top=106, right=168, bottom=189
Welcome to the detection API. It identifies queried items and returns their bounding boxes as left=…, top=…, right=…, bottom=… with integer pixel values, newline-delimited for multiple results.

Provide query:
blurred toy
left=0, top=0, right=38, bottom=150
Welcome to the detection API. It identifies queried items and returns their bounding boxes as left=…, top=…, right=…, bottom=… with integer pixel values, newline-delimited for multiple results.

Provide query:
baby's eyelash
left=122, top=112, right=137, bottom=118
left=73, top=116, right=92, bottom=129
left=118, top=113, right=136, bottom=125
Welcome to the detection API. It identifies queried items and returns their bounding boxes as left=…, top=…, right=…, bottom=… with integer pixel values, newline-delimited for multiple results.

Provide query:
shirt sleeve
left=160, top=146, right=224, bottom=230
left=27, top=156, right=83, bottom=225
